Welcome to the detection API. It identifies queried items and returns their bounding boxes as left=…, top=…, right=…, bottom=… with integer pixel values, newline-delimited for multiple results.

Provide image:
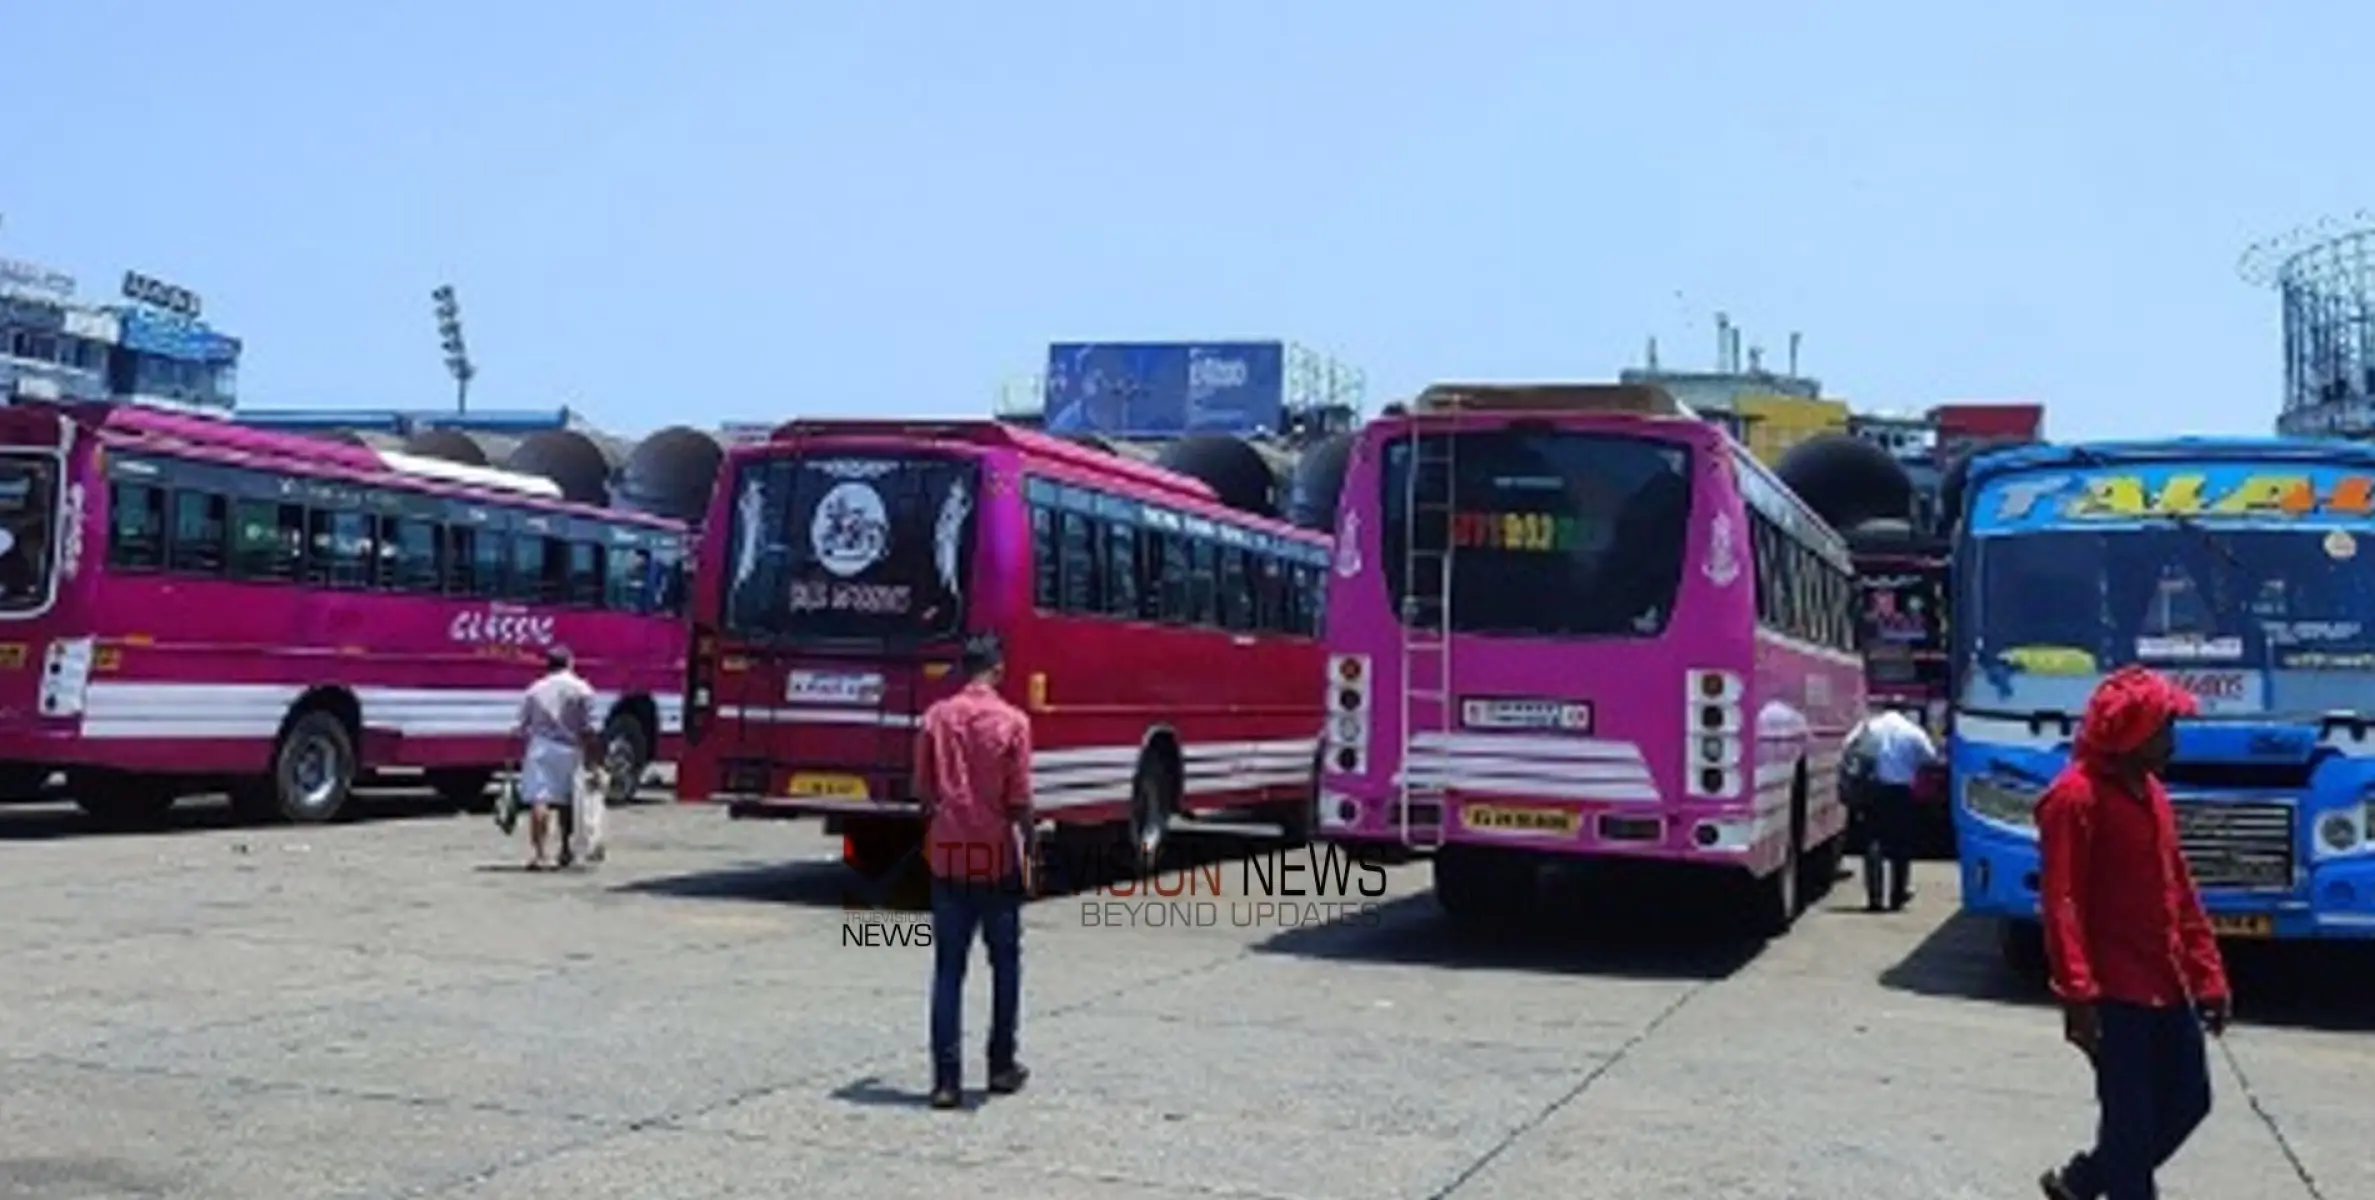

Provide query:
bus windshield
left=1961, top=524, right=2375, bottom=718
left=720, top=452, right=977, bottom=646
left=1379, top=430, right=1693, bottom=638
left=0, top=453, right=59, bottom=613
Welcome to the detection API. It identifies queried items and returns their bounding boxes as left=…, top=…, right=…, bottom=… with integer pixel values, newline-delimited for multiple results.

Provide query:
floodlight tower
left=430, top=284, right=476, bottom=414
left=2240, top=211, right=2375, bottom=438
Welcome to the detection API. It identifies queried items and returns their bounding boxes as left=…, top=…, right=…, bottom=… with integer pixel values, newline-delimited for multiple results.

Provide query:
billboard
left=1736, top=394, right=1849, bottom=466
left=1930, top=402, right=2043, bottom=461
left=1041, top=341, right=1284, bottom=438
left=119, top=308, right=240, bottom=363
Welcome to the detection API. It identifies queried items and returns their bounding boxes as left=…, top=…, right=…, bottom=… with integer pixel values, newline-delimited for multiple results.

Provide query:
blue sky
left=7, top=1, right=2366, bottom=440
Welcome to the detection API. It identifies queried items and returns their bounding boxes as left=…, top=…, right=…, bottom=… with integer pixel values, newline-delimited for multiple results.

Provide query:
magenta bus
left=678, top=418, right=1328, bottom=877
left=1313, top=383, right=1865, bottom=934
left=0, top=399, right=689, bottom=824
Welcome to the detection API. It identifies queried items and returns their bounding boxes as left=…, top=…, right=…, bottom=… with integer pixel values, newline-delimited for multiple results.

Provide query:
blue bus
left=1950, top=438, right=2375, bottom=975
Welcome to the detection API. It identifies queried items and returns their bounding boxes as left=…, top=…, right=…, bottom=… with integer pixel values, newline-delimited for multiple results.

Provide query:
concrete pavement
left=1, top=792, right=2367, bottom=1199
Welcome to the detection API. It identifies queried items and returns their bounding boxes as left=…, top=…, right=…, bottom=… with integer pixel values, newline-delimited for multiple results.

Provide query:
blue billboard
left=1042, top=341, right=1284, bottom=437
left=119, top=308, right=240, bottom=364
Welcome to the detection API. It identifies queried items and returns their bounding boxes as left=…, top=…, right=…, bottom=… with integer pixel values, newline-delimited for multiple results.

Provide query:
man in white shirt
left=1843, top=707, right=1936, bottom=912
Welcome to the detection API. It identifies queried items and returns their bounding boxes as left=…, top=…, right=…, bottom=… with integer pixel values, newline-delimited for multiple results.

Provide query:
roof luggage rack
left=1411, top=382, right=1693, bottom=418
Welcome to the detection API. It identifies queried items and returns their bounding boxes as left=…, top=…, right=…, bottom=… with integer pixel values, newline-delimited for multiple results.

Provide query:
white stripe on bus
left=73, top=681, right=681, bottom=741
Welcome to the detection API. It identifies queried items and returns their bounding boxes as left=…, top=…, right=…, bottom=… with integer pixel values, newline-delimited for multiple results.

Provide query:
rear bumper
left=726, top=797, right=923, bottom=821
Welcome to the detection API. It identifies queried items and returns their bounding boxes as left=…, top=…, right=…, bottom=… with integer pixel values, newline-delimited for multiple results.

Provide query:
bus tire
left=1999, top=919, right=2049, bottom=987
left=73, top=771, right=176, bottom=827
left=429, top=769, right=496, bottom=812
left=1128, top=751, right=1177, bottom=870
left=1757, top=767, right=1810, bottom=937
left=1434, top=844, right=1527, bottom=929
left=599, top=711, right=653, bottom=806
left=272, top=709, right=357, bottom=824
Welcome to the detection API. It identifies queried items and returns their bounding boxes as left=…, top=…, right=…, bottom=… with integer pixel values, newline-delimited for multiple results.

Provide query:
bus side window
left=166, top=490, right=226, bottom=575
left=1029, top=503, right=1059, bottom=610
left=1254, top=552, right=1284, bottom=633
left=387, top=517, right=442, bottom=594
left=607, top=546, right=651, bottom=612
left=1159, top=534, right=1190, bottom=624
left=1133, top=529, right=1162, bottom=623
left=566, top=541, right=603, bottom=607
left=443, top=527, right=473, bottom=595
left=1188, top=540, right=1218, bottom=626
left=308, top=509, right=376, bottom=589
left=1217, top=546, right=1250, bottom=631
left=470, top=530, right=510, bottom=599
left=657, top=547, right=687, bottom=615
left=511, top=535, right=564, bottom=604
left=107, top=482, right=166, bottom=570
left=1057, top=510, right=1099, bottom=615
left=1103, top=522, right=1138, bottom=619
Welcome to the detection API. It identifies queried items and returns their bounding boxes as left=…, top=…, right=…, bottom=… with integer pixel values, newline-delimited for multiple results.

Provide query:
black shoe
left=1889, top=891, right=1913, bottom=911
left=557, top=846, right=575, bottom=869
left=987, top=1062, right=1029, bottom=1095
left=929, top=1085, right=962, bottom=1109
left=2038, top=1166, right=2078, bottom=1200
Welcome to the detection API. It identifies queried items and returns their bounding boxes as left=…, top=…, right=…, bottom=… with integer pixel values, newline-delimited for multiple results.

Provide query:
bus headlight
left=2316, top=806, right=2366, bottom=855
left=1963, top=776, right=2042, bottom=828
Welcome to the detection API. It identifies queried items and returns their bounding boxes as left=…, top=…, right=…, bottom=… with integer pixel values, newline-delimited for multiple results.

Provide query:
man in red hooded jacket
left=2036, top=665, right=2233, bottom=1200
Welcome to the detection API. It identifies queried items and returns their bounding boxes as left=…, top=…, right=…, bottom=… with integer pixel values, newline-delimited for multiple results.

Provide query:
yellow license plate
left=0, top=643, right=23, bottom=670
left=1461, top=804, right=1580, bottom=835
left=786, top=773, right=869, bottom=801
left=2210, top=914, right=2272, bottom=938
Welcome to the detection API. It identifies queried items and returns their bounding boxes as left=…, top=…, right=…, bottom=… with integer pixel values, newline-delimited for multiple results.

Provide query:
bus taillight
left=686, top=623, right=718, bottom=743
left=1324, top=654, right=1370, bottom=774
left=1684, top=669, right=1743, bottom=799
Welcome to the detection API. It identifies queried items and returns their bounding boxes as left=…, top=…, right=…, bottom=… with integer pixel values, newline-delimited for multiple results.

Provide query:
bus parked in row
left=1950, top=438, right=2375, bottom=973
left=0, top=399, right=690, bottom=823
left=677, top=419, right=1329, bottom=878
left=1312, top=383, right=1865, bottom=934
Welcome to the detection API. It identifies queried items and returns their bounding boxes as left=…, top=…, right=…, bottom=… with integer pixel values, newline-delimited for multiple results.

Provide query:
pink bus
left=678, top=418, right=1327, bottom=878
left=1314, top=384, right=1865, bottom=934
left=0, top=399, right=689, bottom=824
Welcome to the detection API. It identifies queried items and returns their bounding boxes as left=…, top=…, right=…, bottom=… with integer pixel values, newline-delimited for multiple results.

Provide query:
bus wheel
left=1434, top=845, right=1526, bottom=929
left=1999, top=919, right=2049, bottom=988
left=73, top=772, right=176, bottom=827
left=273, top=710, right=357, bottom=824
left=1128, top=755, right=1176, bottom=870
left=1756, top=773, right=1809, bottom=937
left=599, top=714, right=652, bottom=806
left=428, top=769, right=496, bottom=813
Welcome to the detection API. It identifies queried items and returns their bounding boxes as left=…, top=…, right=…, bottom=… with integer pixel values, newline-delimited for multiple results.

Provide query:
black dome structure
left=1155, top=435, right=1280, bottom=518
left=1774, top=433, right=1914, bottom=531
left=1285, top=433, right=1354, bottom=532
left=616, top=426, right=726, bottom=525
left=401, top=427, right=493, bottom=467
left=505, top=430, right=617, bottom=507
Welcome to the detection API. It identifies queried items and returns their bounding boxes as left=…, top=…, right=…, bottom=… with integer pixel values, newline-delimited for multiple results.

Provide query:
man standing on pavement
left=1845, top=705, right=1937, bottom=911
left=914, top=633, right=1034, bottom=1110
left=2037, top=665, right=2231, bottom=1200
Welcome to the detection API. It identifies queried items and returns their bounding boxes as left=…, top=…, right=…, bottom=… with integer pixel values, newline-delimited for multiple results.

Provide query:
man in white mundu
left=514, top=646, right=602, bottom=871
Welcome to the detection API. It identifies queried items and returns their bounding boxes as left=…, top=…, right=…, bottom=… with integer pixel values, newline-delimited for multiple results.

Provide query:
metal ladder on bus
left=1398, top=423, right=1457, bottom=850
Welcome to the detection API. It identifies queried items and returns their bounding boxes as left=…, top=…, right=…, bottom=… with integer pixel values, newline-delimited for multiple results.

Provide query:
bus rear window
left=0, top=454, right=59, bottom=613
left=1380, top=431, right=1692, bottom=638
left=721, top=453, right=977, bottom=645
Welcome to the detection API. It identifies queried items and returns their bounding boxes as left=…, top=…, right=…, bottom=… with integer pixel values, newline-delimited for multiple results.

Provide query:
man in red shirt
left=2036, top=665, right=2233, bottom=1200
left=914, top=634, right=1034, bottom=1110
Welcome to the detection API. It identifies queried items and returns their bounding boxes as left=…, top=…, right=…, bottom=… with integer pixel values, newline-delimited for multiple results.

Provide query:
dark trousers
left=2061, top=1001, right=2213, bottom=1200
left=1860, top=782, right=1915, bottom=909
left=929, top=873, right=1023, bottom=1089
